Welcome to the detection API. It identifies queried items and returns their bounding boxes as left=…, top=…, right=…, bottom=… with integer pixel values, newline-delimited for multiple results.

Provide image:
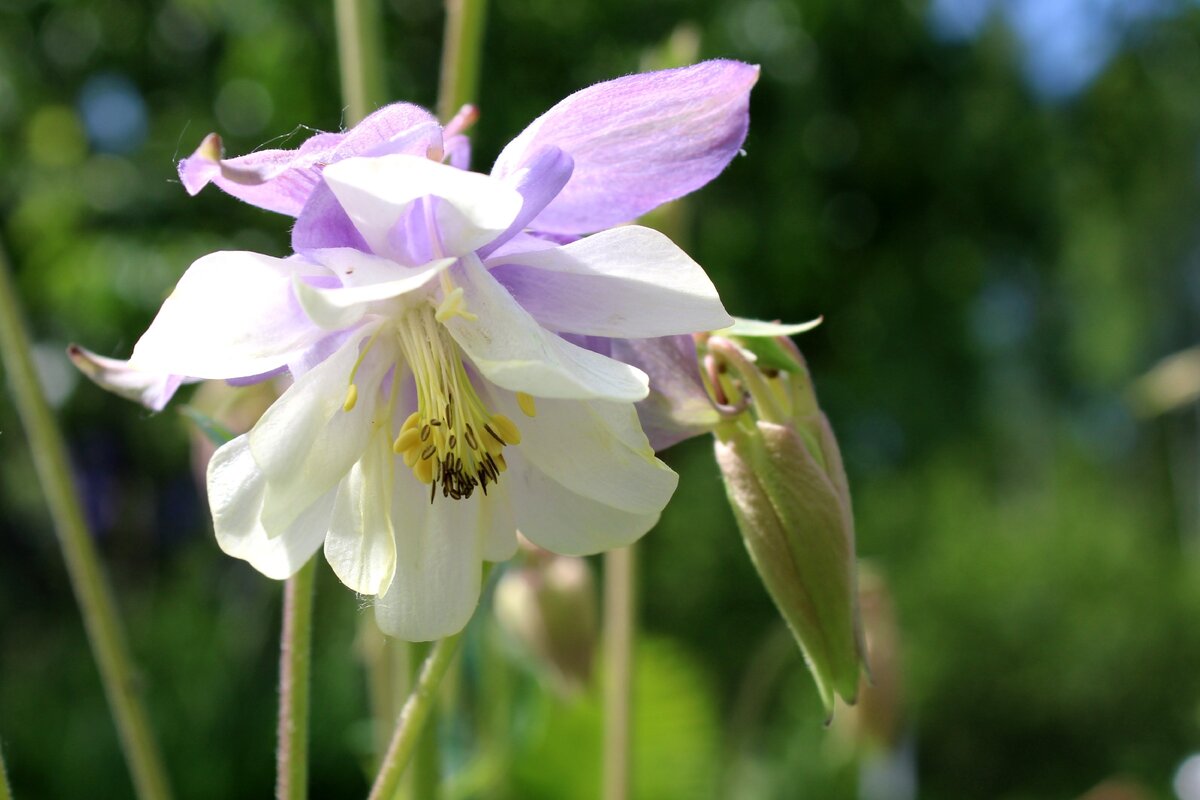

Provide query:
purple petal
left=610, top=336, right=720, bottom=451
left=491, top=60, right=759, bottom=235
left=478, top=147, right=574, bottom=259
left=67, top=344, right=188, bottom=411
left=292, top=183, right=370, bottom=252
left=178, top=103, right=442, bottom=217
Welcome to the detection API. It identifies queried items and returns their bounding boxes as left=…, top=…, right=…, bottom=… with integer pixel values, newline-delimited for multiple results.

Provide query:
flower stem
left=406, top=641, right=440, bottom=800
left=276, top=556, right=317, bottom=800
left=0, top=244, right=172, bottom=800
left=334, top=0, right=386, bottom=125
left=0, top=738, right=12, bottom=800
left=602, top=545, right=636, bottom=800
left=366, top=631, right=465, bottom=800
left=437, top=0, right=489, bottom=122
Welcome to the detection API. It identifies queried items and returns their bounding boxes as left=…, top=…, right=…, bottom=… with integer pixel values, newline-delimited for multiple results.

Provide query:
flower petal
left=487, top=225, right=732, bottom=337
left=324, top=437, right=397, bottom=595
left=374, top=473, right=486, bottom=641
left=129, top=251, right=329, bottom=379
left=491, top=60, right=759, bottom=234
left=445, top=255, right=649, bottom=401
left=505, top=450, right=661, bottom=555
left=322, top=155, right=523, bottom=258
left=67, top=345, right=187, bottom=411
left=477, top=147, right=574, bottom=259
left=179, top=104, right=442, bottom=216
left=294, top=253, right=455, bottom=330
left=491, top=389, right=678, bottom=515
left=207, top=434, right=334, bottom=579
left=609, top=336, right=720, bottom=451
left=250, top=332, right=387, bottom=533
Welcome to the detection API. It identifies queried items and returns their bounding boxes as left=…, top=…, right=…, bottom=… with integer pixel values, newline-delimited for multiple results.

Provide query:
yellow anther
left=403, top=447, right=421, bottom=468
left=401, top=411, right=421, bottom=432
left=393, top=427, right=421, bottom=454
left=516, top=391, right=537, bottom=418
left=489, top=414, right=521, bottom=446
left=493, top=452, right=507, bottom=473
left=343, top=384, right=359, bottom=412
left=435, top=285, right=479, bottom=323
left=414, top=456, right=434, bottom=485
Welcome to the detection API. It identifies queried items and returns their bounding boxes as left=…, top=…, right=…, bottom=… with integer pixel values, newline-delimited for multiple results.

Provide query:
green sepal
left=180, top=405, right=235, bottom=446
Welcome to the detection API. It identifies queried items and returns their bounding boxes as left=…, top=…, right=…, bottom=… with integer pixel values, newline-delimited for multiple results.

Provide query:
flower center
left=389, top=305, right=530, bottom=502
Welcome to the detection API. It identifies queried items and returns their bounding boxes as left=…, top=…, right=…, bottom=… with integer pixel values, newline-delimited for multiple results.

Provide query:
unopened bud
left=494, top=540, right=598, bottom=693
left=707, top=322, right=864, bottom=718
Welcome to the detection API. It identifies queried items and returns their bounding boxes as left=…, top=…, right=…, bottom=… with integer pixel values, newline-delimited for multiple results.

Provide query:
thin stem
left=0, top=244, right=172, bottom=800
left=0, top=738, right=12, bottom=800
left=276, top=557, right=317, bottom=800
left=366, top=631, right=465, bottom=800
left=437, top=0, right=489, bottom=122
left=602, top=546, right=636, bottom=800
left=334, top=0, right=386, bottom=125
left=407, top=641, right=440, bottom=800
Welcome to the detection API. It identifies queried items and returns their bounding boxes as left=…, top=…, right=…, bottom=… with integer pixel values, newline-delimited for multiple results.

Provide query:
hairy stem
left=366, top=631, right=464, bottom=800
left=0, top=245, right=172, bottom=800
left=276, top=558, right=317, bottom=800
left=602, top=546, right=636, bottom=800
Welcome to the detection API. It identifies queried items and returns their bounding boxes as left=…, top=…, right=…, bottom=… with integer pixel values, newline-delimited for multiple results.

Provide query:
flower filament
left=389, top=304, right=524, bottom=502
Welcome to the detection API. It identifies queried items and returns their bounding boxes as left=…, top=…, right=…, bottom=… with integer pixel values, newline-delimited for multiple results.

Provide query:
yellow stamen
left=516, top=391, right=537, bottom=418
left=393, top=305, right=521, bottom=501
left=343, top=384, right=359, bottom=412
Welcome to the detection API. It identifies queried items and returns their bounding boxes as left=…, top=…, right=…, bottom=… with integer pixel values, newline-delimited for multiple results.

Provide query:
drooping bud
left=493, top=537, right=599, bottom=693
left=705, top=320, right=865, bottom=718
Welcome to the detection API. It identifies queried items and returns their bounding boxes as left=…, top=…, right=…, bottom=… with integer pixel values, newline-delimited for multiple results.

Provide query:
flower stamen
left=392, top=305, right=519, bottom=501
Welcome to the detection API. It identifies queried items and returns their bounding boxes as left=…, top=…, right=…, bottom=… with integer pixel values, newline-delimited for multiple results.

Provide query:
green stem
left=602, top=546, right=636, bottom=800
left=276, top=557, right=317, bottom=800
left=0, top=737, right=12, bottom=800
left=437, top=0, right=489, bottom=122
left=0, top=245, right=172, bottom=800
left=406, top=641, right=440, bottom=800
left=366, top=631, right=465, bottom=800
left=334, top=0, right=386, bottom=125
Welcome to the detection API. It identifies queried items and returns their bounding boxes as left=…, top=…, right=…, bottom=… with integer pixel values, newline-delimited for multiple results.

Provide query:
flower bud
left=493, top=538, right=598, bottom=693
left=708, top=326, right=864, bottom=717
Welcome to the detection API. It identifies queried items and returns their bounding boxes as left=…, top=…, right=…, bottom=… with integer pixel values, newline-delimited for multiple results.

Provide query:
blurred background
left=4, top=0, right=1200, bottom=797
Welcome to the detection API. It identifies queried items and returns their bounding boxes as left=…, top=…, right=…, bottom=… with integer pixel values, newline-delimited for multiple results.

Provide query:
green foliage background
left=3, top=0, right=1200, bottom=797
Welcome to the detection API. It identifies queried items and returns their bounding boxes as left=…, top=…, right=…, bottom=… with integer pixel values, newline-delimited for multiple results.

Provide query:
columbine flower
left=74, top=60, right=758, bottom=640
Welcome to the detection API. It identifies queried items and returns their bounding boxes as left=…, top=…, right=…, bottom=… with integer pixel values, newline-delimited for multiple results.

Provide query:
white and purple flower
left=74, top=60, right=758, bottom=640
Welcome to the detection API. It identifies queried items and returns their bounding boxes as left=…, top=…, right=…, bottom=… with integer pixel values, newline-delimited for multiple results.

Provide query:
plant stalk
left=602, top=546, right=636, bottom=800
left=334, top=0, right=386, bottom=125
left=0, top=245, right=172, bottom=800
left=276, top=557, right=318, bottom=800
left=366, top=631, right=465, bottom=800
left=0, top=738, right=12, bottom=800
left=437, top=0, right=489, bottom=122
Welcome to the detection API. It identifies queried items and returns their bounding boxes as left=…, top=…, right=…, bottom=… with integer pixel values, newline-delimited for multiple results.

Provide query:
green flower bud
left=494, top=538, right=598, bottom=693
left=706, top=325, right=865, bottom=717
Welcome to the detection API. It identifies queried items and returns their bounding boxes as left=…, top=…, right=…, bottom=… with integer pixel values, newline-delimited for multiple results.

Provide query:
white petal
left=480, top=485, right=518, bottom=562
left=250, top=332, right=387, bottom=533
left=130, top=251, right=328, bottom=379
left=207, top=435, right=333, bottom=579
left=374, top=474, right=486, bottom=641
left=324, top=437, right=398, bottom=595
left=293, top=255, right=456, bottom=330
left=492, top=389, right=678, bottom=515
left=505, top=450, right=661, bottom=555
left=322, top=155, right=522, bottom=257
left=445, top=255, right=649, bottom=401
left=486, top=226, right=732, bottom=337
